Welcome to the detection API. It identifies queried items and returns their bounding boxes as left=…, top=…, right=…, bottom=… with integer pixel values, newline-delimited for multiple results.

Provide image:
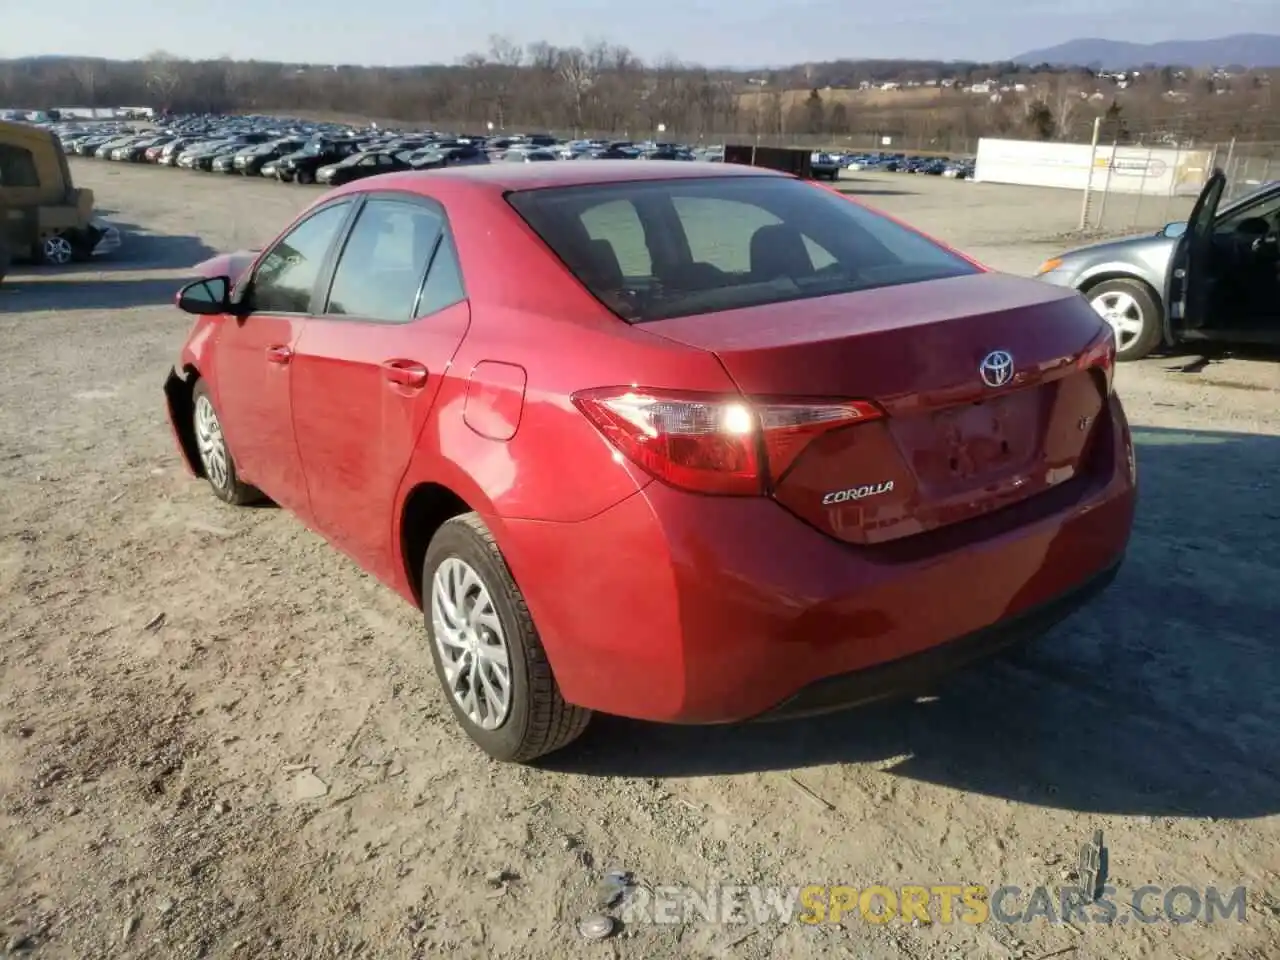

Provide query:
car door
left=212, top=199, right=356, bottom=520
left=1165, top=168, right=1226, bottom=339
left=290, top=193, right=471, bottom=581
left=341, top=156, right=376, bottom=182
left=1208, top=183, right=1280, bottom=336
left=376, top=153, right=404, bottom=173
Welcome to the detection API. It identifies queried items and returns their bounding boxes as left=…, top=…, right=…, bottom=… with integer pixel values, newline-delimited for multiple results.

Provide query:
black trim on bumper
left=164, top=365, right=203, bottom=478
left=752, top=559, right=1122, bottom=723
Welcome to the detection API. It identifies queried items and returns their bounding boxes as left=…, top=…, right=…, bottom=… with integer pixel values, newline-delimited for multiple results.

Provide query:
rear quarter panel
left=393, top=185, right=740, bottom=524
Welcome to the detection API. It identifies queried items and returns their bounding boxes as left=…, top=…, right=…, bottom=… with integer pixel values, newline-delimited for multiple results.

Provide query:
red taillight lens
left=572, top=387, right=882, bottom=496
left=1078, top=327, right=1117, bottom=395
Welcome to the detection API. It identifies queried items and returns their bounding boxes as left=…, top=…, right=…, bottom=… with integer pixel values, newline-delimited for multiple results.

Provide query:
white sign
left=973, top=137, right=1211, bottom=196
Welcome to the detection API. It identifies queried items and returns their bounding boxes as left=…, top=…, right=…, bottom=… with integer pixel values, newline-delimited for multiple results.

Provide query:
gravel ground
left=0, top=160, right=1277, bottom=960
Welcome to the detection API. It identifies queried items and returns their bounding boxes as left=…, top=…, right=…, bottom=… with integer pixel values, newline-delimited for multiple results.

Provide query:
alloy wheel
left=193, top=394, right=230, bottom=490
left=430, top=558, right=513, bottom=729
left=42, top=235, right=74, bottom=265
left=1089, top=290, right=1145, bottom=354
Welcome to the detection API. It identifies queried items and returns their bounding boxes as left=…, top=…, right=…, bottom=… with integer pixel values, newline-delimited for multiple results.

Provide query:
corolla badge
left=979, top=350, right=1014, bottom=388
left=822, top=481, right=894, bottom=505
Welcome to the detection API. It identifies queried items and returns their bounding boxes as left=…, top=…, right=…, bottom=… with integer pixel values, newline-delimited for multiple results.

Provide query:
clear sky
left=2, top=0, right=1276, bottom=67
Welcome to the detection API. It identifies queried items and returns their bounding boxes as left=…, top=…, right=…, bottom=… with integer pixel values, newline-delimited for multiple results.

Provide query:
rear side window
left=506, top=176, right=978, bottom=323
left=0, top=145, right=40, bottom=187
left=325, top=199, right=443, bottom=322
left=673, top=197, right=836, bottom=273
left=415, top=230, right=466, bottom=317
left=580, top=199, right=651, bottom=277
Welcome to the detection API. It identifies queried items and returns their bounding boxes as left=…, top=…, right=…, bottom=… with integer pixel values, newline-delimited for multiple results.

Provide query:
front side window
left=251, top=202, right=352, bottom=315
left=507, top=176, right=979, bottom=323
left=1216, top=188, right=1280, bottom=235
left=325, top=199, right=444, bottom=322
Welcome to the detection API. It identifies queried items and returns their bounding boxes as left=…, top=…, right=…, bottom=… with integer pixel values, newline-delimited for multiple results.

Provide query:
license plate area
left=894, top=389, right=1044, bottom=493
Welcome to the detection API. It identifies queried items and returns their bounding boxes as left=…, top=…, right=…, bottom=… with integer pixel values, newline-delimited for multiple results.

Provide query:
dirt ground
left=1, top=161, right=1278, bottom=960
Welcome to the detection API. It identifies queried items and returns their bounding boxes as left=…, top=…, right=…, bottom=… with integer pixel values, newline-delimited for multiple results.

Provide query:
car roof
left=337, top=159, right=786, bottom=196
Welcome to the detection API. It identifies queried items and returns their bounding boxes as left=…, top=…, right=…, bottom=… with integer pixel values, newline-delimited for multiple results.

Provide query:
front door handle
left=265, top=345, right=293, bottom=364
left=381, top=359, right=428, bottom=388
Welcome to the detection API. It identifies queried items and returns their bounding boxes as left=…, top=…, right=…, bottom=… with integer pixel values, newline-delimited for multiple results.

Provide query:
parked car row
left=45, top=114, right=717, bottom=187
left=690, top=146, right=975, bottom=179
left=841, top=151, right=976, bottom=178
left=42, top=114, right=975, bottom=188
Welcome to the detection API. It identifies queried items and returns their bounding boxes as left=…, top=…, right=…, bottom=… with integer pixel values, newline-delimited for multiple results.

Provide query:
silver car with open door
left=1037, top=173, right=1280, bottom=361
left=1165, top=169, right=1280, bottom=354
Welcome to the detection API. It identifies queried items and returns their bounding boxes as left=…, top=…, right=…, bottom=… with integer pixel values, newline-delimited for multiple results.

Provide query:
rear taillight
left=571, top=387, right=882, bottom=496
left=1078, top=327, right=1117, bottom=395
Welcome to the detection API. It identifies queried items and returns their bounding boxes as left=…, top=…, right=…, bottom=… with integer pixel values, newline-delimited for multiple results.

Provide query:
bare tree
left=71, top=59, right=99, bottom=108
left=0, top=42, right=1273, bottom=151
left=488, top=35, right=524, bottom=69
left=144, top=51, right=183, bottom=110
left=557, top=47, right=596, bottom=132
left=457, top=52, right=491, bottom=126
left=486, top=35, right=525, bottom=129
left=221, top=58, right=259, bottom=111
left=1052, top=76, right=1077, bottom=139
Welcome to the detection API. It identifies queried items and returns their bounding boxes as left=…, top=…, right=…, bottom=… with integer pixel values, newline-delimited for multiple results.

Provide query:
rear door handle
left=265, top=345, right=293, bottom=364
left=381, top=359, right=428, bottom=388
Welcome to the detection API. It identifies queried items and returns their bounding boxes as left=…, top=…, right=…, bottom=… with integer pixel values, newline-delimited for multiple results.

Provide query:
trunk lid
left=644, top=273, right=1112, bottom=545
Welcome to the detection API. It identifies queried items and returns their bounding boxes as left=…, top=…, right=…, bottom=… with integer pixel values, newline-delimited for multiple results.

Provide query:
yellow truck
left=1, top=119, right=112, bottom=283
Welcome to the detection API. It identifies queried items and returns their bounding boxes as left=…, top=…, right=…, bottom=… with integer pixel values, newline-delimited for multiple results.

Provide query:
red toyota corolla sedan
left=164, top=160, right=1136, bottom=762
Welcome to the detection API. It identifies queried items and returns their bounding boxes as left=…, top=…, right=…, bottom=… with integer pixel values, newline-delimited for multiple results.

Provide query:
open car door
left=1165, top=168, right=1226, bottom=340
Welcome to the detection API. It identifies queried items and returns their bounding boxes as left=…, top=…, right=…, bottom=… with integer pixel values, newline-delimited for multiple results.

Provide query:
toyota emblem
left=979, top=350, right=1014, bottom=388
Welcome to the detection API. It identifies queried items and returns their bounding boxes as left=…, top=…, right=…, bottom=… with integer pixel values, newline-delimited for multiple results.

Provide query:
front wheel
left=424, top=514, right=591, bottom=763
left=295, top=169, right=314, bottom=185
left=1086, top=278, right=1164, bottom=362
left=191, top=381, right=263, bottom=506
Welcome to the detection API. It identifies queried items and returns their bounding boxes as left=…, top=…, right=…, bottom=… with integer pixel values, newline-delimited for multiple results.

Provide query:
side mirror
left=176, top=276, right=232, bottom=315
left=1161, top=221, right=1188, bottom=239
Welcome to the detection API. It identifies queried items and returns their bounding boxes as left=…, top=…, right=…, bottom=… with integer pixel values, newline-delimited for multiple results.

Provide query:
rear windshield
left=506, top=176, right=979, bottom=323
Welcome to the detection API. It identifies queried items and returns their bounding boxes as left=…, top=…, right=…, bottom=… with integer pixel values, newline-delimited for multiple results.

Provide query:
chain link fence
left=1078, top=135, right=1278, bottom=236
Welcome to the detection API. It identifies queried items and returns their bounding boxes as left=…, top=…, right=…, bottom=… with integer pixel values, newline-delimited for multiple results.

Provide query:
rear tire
left=39, top=233, right=76, bottom=266
left=295, top=169, right=314, bottom=185
left=1085, top=278, right=1164, bottom=362
left=423, top=514, right=591, bottom=763
left=191, top=380, right=264, bottom=506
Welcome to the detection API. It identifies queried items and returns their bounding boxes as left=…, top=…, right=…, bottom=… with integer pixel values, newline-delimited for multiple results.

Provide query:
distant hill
left=1012, top=34, right=1280, bottom=70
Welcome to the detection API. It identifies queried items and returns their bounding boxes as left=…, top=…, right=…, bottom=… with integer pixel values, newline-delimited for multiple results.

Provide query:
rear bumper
left=496, top=394, right=1136, bottom=724
left=754, top=559, right=1119, bottom=721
